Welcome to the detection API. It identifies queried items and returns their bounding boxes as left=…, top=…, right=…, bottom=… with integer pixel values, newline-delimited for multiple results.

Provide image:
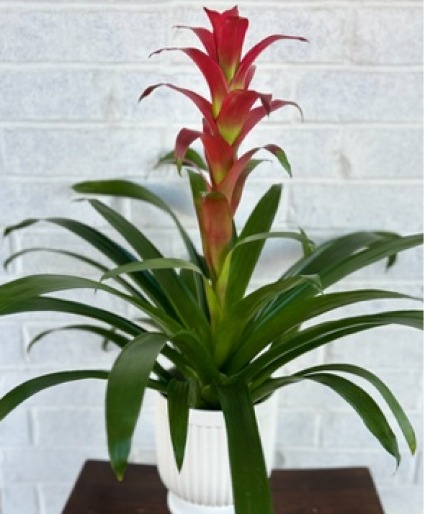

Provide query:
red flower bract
left=204, top=7, right=249, bottom=82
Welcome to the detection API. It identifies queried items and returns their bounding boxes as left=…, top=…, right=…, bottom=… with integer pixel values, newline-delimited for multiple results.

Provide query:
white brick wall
left=0, top=2, right=422, bottom=514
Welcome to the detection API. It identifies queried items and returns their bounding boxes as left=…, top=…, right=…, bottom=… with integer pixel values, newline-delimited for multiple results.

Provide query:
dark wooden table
left=62, top=460, right=385, bottom=514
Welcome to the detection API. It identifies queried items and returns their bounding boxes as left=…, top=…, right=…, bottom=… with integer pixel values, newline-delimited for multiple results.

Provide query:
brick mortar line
left=270, top=177, right=424, bottom=185
left=0, top=62, right=421, bottom=71
left=0, top=364, right=111, bottom=371
left=249, top=280, right=423, bottom=289
left=320, top=278, right=423, bottom=284
left=0, top=442, right=410, bottom=451
left=2, top=443, right=142, bottom=449
left=2, top=227, right=181, bottom=235
left=5, top=173, right=423, bottom=182
left=0, top=1, right=422, bottom=8
left=0, top=121, right=422, bottom=129
left=0, top=128, right=5, bottom=171
left=286, top=178, right=424, bottom=185
left=278, top=406, right=423, bottom=414
left=0, top=2, right=170, bottom=10
left=31, top=406, right=105, bottom=412
left=0, top=443, right=402, bottom=454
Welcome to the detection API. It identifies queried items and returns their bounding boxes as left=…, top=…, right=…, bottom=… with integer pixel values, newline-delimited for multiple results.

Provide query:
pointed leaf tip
left=139, top=84, right=160, bottom=102
left=106, top=333, right=168, bottom=484
left=265, top=144, right=292, bottom=176
left=114, top=468, right=125, bottom=482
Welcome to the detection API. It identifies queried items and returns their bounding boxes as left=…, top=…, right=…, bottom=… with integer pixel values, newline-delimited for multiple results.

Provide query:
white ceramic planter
left=155, top=392, right=278, bottom=514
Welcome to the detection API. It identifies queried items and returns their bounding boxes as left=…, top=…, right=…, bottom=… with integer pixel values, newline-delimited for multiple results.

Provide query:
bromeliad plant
left=0, top=6, right=423, bottom=514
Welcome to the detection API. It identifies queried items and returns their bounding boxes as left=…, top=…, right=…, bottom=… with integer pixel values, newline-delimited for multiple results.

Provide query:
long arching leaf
left=0, top=274, right=181, bottom=334
left=72, top=179, right=204, bottom=269
left=167, top=379, right=190, bottom=471
left=156, top=148, right=208, bottom=171
left=89, top=200, right=210, bottom=343
left=240, top=310, right=423, bottom=380
left=296, top=363, right=416, bottom=454
left=217, top=230, right=315, bottom=301
left=106, top=332, right=168, bottom=479
left=0, top=370, right=109, bottom=421
left=225, top=184, right=282, bottom=306
left=0, top=296, right=143, bottom=336
left=301, top=372, right=401, bottom=465
left=322, top=234, right=423, bottom=288
left=27, top=323, right=131, bottom=351
left=102, top=258, right=204, bottom=281
left=254, top=372, right=401, bottom=465
left=216, top=380, right=274, bottom=514
left=260, top=234, right=423, bottom=335
left=4, top=247, right=143, bottom=298
left=261, top=232, right=422, bottom=334
left=170, top=331, right=218, bottom=385
left=74, top=179, right=209, bottom=313
left=73, top=179, right=210, bottom=319
left=214, top=275, right=321, bottom=367
left=283, top=231, right=398, bottom=278
left=230, top=289, right=419, bottom=372
left=4, top=217, right=168, bottom=310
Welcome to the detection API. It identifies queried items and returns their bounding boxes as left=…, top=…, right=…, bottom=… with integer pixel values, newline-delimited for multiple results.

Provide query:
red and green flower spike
left=199, top=192, right=234, bottom=280
left=141, top=6, right=306, bottom=285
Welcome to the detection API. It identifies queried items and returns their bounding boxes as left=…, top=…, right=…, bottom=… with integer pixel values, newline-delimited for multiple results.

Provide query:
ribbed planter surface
left=155, top=392, right=277, bottom=513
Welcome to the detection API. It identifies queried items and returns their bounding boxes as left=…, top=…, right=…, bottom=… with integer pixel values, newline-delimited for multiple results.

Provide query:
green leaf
left=102, top=258, right=204, bottom=281
left=101, top=258, right=211, bottom=345
left=229, top=289, right=417, bottom=373
left=284, top=233, right=422, bottom=291
left=214, top=275, right=321, bottom=367
left=27, top=323, right=130, bottom=352
left=184, top=171, right=211, bottom=315
left=4, top=216, right=166, bottom=309
left=283, top=231, right=398, bottom=278
left=230, top=230, right=315, bottom=253
left=0, top=296, right=143, bottom=336
left=243, top=310, right=423, bottom=383
left=238, top=275, right=321, bottom=323
left=156, top=148, right=208, bottom=171
left=169, top=331, right=218, bottom=385
left=0, top=370, right=108, bottom=421
left=188, top=169, right=208, bottom=212
left=298, top=363, right=416, bottom=454
left=322, top=234, right=423, bottom=288
left=0, top=274, right=118, bottom=308
left=298, top=227, right=316, bottom=257
left=264, top=144, right=292, bottom=176
left=225, top=184, right=282, bottom=306
left=167, top=379, right=190, bottom=471
left=259, top=233, right=423, bottom=340
left=216, top=380, right=274, bottom=514
left=4, top=247, right=102, bottom=273
left=245, top=159, right=266, bottom=175
left=4, top=247, right=142, bottom=298
left=298, top=372, right=401, bottom=465
left=89, top=200, right=210, bottom=342
left=106, top=332, right=168, bottom=480
left=3, top=218, right=40, bottom=237
left=0, top=274, right=180, bottom=335
left=72, top=179, right=204, bottom=271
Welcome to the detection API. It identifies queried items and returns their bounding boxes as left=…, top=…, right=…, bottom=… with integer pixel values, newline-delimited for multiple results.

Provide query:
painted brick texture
left=0, top=2, right=422, bottom=514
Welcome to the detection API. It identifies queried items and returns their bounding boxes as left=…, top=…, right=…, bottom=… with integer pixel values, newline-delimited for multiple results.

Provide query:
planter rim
left=156, top=392, right=275, bottom=428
